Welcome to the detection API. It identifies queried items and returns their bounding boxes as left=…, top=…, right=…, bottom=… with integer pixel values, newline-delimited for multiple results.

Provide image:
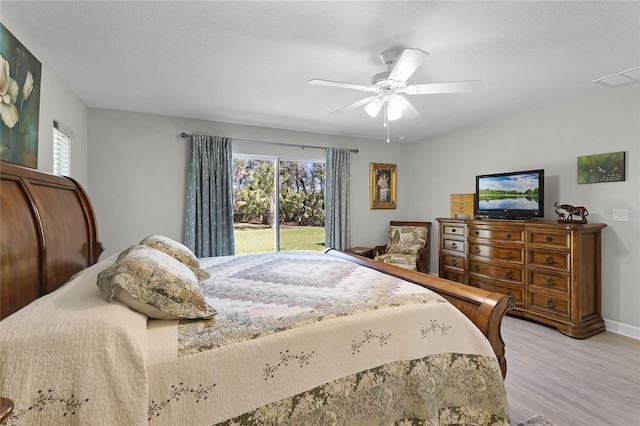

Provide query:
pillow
left=385, top=226, right=428, bottom=255
left=139, top=234, right=210, bottom=281
left=97, top=245, right=216, bottom=320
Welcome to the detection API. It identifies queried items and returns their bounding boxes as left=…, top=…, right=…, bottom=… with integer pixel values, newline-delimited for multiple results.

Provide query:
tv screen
left=475, top=169, right=544, bottom=219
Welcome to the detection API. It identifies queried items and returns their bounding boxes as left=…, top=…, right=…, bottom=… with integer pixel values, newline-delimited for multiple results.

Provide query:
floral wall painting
left=577, top=151, right=625, bottom=184
left=370, top=162, right=397, bottom=209
left=1, top=22, right=41, bottom=168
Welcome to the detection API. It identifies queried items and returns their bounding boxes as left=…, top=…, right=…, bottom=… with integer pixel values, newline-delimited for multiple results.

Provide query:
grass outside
left=234, top=225, right=325, bottom=254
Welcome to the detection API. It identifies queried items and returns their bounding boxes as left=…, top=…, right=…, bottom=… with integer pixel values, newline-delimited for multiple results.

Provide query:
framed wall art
left=370, top=162, right=397, bottom=209
left=577, top=151, right=625, bottom=184
left=1, top=22, right=42, bottom=168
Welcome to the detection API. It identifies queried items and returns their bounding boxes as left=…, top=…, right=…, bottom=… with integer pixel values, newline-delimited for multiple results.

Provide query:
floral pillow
left=385, top=226, right=428, bottom=255
left=97, top=245, right=216, bottom=320
left=139, top=234, right=210, bottom=281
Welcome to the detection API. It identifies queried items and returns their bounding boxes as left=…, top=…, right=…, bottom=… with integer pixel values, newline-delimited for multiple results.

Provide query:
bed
left=0, top=162, right=514, bottom=425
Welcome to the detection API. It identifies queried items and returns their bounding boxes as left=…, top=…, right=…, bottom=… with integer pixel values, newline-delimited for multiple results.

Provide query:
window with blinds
left=53, top=120, right=71, bottom=176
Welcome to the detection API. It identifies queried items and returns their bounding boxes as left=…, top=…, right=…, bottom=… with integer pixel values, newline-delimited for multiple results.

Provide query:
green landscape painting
left=577, top=152, right=625, bottom=184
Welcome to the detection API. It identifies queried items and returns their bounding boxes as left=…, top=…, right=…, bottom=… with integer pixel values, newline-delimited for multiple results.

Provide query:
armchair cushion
left=374, top=253, right=418, bottom=271
left=385, top=226, right=429, bottom=255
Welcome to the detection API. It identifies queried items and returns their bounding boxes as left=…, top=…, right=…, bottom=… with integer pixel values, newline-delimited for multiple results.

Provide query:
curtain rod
left=180, top=132, right=358, bottom=153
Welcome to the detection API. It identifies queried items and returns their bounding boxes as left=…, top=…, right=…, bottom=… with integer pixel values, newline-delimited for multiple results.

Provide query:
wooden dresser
left=437, top=218, right=607, bottom=338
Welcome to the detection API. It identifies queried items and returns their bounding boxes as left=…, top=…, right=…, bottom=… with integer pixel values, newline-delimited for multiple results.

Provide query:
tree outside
left=232, top=157, right=325, bottom=254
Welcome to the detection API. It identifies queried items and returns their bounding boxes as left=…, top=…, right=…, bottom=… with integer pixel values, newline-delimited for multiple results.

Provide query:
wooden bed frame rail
left=325, top=248, right=515, bottom=377
left=0, top=162, right=103, bottom=319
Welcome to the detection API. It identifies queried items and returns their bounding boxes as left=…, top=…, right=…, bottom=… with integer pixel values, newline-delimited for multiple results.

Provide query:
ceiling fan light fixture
left=386, top=106, right=402, bottom=122
left=387, top=94, right=406, bottom=121
left=364, top=97, right=384, bottom=118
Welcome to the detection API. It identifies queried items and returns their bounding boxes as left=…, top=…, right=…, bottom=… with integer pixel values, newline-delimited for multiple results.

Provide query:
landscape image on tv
left=478, top=173, right=540, bottom=210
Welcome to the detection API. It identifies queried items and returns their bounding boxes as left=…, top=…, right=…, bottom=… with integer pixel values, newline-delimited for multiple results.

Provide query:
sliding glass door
left=232, top=155, right=325, bottom=254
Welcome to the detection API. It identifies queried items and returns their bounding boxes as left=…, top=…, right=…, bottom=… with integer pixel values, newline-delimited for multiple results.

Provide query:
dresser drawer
left=528, top=230, right=570, bottom=248
left=469, top=260, right=523, bottom=283
left=443, top=239, right=465, bottom=253
left=528, top=250, right=570, bottom=272
left=469, top=226, right=524, bottom=243
left=528, top=292, right=569, bottom=319
left=443, top=224, right=466, bottom=237
left=528, top=270, right=570, bottom=294
left=469, top=243, right=523, bottom=263
left=442, top=253, right=465, bottom=270
left=468, top=275, right=524, bottom=305
left=442, top=269, right=465, bottom=284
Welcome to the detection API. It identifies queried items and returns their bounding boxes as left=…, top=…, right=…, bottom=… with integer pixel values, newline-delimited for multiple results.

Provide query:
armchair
left=373, top=221, right=431, bottom=273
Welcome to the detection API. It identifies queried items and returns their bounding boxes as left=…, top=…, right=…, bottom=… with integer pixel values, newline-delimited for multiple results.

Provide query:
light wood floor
left=501, top=315, right=640, bottom=425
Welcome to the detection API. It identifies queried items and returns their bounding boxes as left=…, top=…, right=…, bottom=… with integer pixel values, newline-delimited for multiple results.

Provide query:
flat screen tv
left=475, top=169, right=544, bottom=220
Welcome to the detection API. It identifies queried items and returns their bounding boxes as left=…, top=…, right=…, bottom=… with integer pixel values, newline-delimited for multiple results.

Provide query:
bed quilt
left=146, top=251, right=510, bottom=425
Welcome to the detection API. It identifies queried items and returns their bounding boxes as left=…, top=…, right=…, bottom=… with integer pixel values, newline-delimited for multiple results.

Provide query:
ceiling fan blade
left=388, top=48, right=429, bottom=83
left=404, top=80, right=483, bottom=95
left=401, top=98, right=420, bottom=119
left=308, top=79, right=371, bottom=91
left=331, top=96, right=379, bottom=114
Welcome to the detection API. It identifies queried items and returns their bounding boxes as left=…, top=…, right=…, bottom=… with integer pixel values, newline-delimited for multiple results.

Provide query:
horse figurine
left=554, top=202, right=589, bottom=223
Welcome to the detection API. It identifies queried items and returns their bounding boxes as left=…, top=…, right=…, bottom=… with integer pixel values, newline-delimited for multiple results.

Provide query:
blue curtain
left=325, top=147, right=351, bottom=250
left=184, top=135, right=235, bottom=257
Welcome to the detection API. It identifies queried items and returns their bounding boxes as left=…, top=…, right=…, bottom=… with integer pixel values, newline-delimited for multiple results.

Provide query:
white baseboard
left=604, top=318, right=640, bottom=340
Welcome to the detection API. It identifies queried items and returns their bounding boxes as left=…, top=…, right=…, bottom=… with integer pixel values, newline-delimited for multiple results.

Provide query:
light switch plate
left=612, top=209, right=630, bottom=221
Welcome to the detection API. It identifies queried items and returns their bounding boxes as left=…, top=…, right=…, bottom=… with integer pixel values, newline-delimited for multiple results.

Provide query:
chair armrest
left=416, top=244, right=430, bottom=273
left=373, top=245, right=386, bottom=257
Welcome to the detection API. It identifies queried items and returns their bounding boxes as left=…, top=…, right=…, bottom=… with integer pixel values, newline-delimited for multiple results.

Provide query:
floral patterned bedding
left=0, top=250, right=509, bottom=425
left=146, top=251, right=510, bottom=425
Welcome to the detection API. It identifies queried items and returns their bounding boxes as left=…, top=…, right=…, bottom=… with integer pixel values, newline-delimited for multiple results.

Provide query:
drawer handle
left=474, top=247, right=481, bottom=254
left=474, top=282, right=480, bottom=288
left=544, top=255, right=554, bottom=265
left=546, top=236, right=553, bottom=242
left=450, top=242, right=458, bottom=249
left=545, top=276, right=554, bottom=286
left=506, top=289, right=512, bottom=296
left=474, top=231, right=479, bottom=235
left=451, top=259, right=457, bottom=266
left=545, top=298, right=555, bottom=308
left=506, top=233, right=512, bottom=239
left=504, top=250, right=512, bottom=259
left=473, top=265, right=480, bottom=272
left=451, top=228, right=457, bottom=233
left=505, top=270, right=513, bottom=279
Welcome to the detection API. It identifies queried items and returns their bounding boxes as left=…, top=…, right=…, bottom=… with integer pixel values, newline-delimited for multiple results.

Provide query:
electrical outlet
left=611, top=209, right=630, bottom=221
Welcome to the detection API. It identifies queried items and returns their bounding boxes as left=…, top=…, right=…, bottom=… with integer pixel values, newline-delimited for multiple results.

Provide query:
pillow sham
left=139, top=234, right=210, bottom=281
left=97, top=244, right=216, bottom=320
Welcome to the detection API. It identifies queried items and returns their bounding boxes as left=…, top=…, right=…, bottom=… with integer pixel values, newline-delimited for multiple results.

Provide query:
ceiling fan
left=308, top=48, right=482, bottom=142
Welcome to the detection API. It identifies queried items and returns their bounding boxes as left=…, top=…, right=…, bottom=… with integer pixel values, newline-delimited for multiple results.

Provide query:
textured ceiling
left=2, top=1, right=639, bottom=143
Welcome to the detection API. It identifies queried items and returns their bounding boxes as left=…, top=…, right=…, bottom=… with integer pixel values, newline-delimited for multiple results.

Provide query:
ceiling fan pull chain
left=385, top=104, right=391, bottom=143
left=383, top=103, right=388, bottom=127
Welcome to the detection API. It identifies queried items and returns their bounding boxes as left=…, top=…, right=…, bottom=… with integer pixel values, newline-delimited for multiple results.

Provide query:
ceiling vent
left=593, top=66, right=640, bottom=87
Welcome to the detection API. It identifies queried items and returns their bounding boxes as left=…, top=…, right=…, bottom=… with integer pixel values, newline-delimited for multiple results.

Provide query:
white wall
left=87, top=108, right=411, bottom=257
left=407, top=83, right=640, bottom=334
left=2, top=22, right=89, bottom=186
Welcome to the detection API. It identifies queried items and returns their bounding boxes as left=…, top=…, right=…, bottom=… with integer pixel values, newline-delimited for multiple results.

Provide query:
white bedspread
left=0, top=256, right=150, bottom=425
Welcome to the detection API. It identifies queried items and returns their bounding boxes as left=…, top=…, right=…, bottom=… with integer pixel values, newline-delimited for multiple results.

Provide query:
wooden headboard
left=0, top=161, right=103, bottom=319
